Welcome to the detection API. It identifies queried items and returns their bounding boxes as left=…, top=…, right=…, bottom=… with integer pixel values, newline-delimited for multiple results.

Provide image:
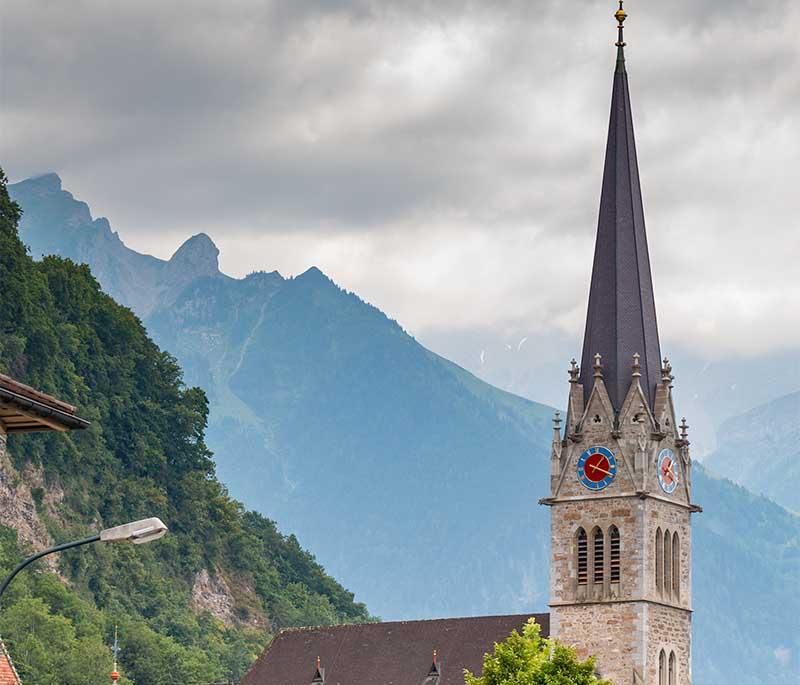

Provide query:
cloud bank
left=2, top=0, right=799, bottom=357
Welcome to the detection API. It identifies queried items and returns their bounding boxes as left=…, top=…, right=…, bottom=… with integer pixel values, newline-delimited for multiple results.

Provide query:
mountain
left=0, top=171, right=370, bottom=685
left=10, top=173, right=800, bottom=684
left=704, top=391, right=800, bottom=512
left=10, top=173, right=557, bottom=620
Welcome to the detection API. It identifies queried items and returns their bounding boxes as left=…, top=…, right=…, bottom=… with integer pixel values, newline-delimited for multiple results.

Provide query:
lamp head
left=100, top=517, right=168, bottom=544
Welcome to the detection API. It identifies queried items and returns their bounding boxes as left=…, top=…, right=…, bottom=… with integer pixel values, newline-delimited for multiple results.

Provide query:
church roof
left=241, top=613, right=549, bottom=685
left=579, top=8, right=662, bottom=412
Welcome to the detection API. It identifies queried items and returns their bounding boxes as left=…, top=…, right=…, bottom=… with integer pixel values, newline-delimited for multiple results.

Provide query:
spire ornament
left=593, top=353, right=603, bottom=379
left=614, top=1, right=627, bottom=72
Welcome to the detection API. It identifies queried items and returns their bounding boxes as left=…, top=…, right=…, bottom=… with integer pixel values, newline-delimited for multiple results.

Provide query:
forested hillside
left=0, top=170, right=370, bottom=685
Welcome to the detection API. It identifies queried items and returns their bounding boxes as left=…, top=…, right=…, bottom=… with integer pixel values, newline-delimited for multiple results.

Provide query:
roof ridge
left=275, top=612, right=545, bottom=636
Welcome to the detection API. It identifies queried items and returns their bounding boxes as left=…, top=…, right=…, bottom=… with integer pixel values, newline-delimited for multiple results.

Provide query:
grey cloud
left=2, top=0, right=798, bottom=357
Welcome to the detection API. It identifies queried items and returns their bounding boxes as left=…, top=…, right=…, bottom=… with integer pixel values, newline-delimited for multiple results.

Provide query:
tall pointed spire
left=579, top=2, right=662, bottom=412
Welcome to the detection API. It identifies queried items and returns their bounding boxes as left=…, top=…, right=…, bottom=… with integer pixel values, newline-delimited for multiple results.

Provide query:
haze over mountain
left=704, top=391, right=800, bottom=512
left=9, top=173, right=800, bottom=683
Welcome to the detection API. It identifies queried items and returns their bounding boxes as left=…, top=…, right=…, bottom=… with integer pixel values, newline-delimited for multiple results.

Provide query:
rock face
left=0, top=432, right=53, bottom=563
left=190, top=568, right=236, bottom=626
left=190, top=568, right=267, bottom=629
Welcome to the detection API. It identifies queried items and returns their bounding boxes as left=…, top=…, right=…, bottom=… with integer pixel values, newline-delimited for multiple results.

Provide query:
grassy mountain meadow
left=0, top=171, right=370, bottom=685
left=9, top=172, right=800, bottom=683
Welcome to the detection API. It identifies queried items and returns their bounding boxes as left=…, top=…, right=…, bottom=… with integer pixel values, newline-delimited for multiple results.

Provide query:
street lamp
left=0, top=517, right=168, bottom=604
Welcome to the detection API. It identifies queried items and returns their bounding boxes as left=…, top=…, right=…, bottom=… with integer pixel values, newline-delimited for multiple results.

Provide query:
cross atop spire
left=579, top=3, right=662, bottom=412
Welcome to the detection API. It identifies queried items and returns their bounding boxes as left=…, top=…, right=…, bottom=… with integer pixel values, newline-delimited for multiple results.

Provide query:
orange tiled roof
left=0, top=640, right=21, bottom=685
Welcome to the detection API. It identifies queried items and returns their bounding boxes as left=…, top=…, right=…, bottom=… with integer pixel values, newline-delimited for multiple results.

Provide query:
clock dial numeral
left=577, top=446, right=617, bottom=491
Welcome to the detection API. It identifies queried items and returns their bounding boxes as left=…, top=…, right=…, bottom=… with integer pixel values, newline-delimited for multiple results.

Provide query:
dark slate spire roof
left=579, top=4, right=662, bottom=412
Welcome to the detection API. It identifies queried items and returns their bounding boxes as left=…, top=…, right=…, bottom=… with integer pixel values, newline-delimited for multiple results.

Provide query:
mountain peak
left=27, top=172, right=63, bottom=192
left=168, top=233, right=220, bottom=276
left=298, top=266, right=332, bottom=285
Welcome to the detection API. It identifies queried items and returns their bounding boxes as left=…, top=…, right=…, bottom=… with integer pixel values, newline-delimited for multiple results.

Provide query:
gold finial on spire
left=615, top=1, right=627, bottom=47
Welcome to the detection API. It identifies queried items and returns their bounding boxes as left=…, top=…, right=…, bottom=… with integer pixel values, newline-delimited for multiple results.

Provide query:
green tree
left=464, top=618, right=612, bottom=685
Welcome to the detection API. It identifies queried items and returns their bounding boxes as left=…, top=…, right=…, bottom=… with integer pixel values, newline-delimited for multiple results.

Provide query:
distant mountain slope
left=703, top=390, right=800, bottom=512
left=9, top=173, right=229, bottom=318
left=0, top=171, right=369, bottom=685
left=10, top=173, right=800, bottom=684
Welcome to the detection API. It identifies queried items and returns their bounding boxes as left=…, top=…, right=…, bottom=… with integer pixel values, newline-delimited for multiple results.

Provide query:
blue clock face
left=577, top=446, right=617, bottom=491
left=658, top=448, right=679, bottom=494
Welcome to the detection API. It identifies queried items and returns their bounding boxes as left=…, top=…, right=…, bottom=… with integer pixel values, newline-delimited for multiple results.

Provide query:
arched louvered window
left=658, top=649, right=667, bottom=685
left=664, top=529, right=672, bottom=598
left=577, top=528, right=588, bottom=586
left=668, top=651, right=676, bottom=685
left=655, top=527, right=663, bottom=594
left=593, top=529, right=604, bottom=584
left=672, top=532, right=680, bottom=599
left=609, top=526, right=620, bottom=583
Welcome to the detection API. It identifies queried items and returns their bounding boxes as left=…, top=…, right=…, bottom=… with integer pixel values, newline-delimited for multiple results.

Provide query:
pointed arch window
left=672, top=532, right=680, bottom=599
left=609, top=526, right=620, bottom=583
left=577, top=528, right=588, bottom=586
left=658, top=650, right=666, bottom=685
left=655, top=527, right=663, bottom=594
left=593, top=529, right=605, bottom=584
left=668, top=651, right=677, bottom=685
left=664, top=529, right=673, bottom=598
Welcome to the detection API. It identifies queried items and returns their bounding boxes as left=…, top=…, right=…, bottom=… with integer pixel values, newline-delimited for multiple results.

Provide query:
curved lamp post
left=0, top=517, right=168, bottom=604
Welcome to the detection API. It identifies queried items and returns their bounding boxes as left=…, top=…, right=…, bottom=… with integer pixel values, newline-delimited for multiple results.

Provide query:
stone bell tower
left=539, top=4, right=701, bottom=684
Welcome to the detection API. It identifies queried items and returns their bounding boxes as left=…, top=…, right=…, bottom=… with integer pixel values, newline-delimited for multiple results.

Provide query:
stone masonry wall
left=644, top=603, right=692, bottom=684
left=551, top=601, right=645, bottom=682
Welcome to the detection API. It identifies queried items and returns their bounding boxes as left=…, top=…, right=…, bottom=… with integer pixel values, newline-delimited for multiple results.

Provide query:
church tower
left=540, top=4, right=701, bottom=684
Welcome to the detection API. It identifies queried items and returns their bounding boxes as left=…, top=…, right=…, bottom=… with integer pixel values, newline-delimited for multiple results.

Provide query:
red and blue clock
left=657, top=448, right=679, bottom=494
left=577, top=446, right=617, bottom=491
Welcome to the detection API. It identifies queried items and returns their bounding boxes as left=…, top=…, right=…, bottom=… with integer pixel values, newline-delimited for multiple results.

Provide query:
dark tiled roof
left=0, top=373, right=89, bottom=433
left=242, top=613, right=549, bottom=685
left=579, top=43, right=662, bottom=412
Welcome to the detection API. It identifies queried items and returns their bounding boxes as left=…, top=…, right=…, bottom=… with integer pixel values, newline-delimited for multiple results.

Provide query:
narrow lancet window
left=593, top=529, right=605, bottom=584
left=664, top=529, right=672, bottom=598
left=655, top=527, right=663, bottom=593
left=668, top=651, right=677, bottom=685
left=577, top=528, right=588, bottom=586
left=610, top=526, right=620, bottom=583
left=672, top=531, right=680, bottom=599
left=659, top=650, right=666, bottom=685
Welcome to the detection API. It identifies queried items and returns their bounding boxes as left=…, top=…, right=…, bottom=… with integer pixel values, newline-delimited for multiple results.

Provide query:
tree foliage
left=464, top=618, right=612, bottom=685
left=0, top=168, right=371, bottom=684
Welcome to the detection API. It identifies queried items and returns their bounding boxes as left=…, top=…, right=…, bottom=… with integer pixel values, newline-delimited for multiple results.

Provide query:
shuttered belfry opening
left=577, top=529, right=588, bottom=585
left=593, top=529, right=604, bottom=584
left=610, top=526, right=620, bottom=582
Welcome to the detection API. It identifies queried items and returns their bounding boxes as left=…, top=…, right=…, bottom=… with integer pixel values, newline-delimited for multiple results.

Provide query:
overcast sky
left=2, top=0, right=799, bottom=366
